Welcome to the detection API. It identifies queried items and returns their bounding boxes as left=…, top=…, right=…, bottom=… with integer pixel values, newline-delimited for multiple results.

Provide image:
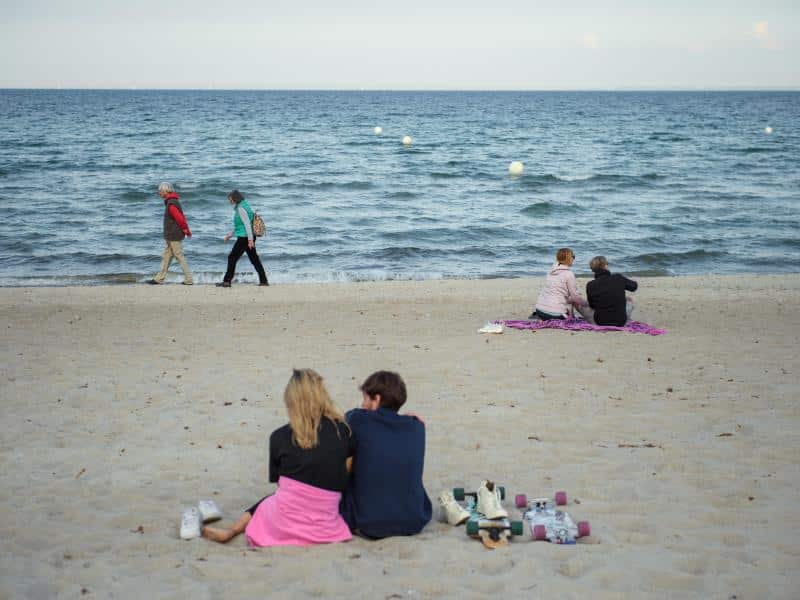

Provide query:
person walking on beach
left=197, top=369, right=354, bottom=547
left=147, top=182, right=193, bottom=285
left=216, top=189, right=268, bottom=287
left=586, top=256, right=638, bottom=326
left=530, top=247, right=592, bottom=321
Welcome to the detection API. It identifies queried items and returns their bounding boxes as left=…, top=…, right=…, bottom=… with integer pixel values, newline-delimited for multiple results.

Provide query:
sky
left=1, top=0, right=798, bottom=89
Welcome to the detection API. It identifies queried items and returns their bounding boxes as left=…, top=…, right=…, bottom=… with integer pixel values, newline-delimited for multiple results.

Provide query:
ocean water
left=0, top=90, right=798, bottom=286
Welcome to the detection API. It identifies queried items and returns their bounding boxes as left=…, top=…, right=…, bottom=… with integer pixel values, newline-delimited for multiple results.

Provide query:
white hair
left=158, top=182, right=174, bottom=194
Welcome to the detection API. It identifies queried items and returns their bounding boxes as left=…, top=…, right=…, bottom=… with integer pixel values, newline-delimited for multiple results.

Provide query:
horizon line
left=1, top=86, right=799, bottom=93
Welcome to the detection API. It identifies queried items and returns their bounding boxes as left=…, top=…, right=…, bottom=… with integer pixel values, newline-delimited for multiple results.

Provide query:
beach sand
left=1, top=275, right=798, bottom=599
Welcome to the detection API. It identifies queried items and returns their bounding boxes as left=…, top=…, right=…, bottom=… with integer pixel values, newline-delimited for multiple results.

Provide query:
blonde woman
left=531, top=247, right=594, bottom=322
left=202, top=369, right=353, bottom=546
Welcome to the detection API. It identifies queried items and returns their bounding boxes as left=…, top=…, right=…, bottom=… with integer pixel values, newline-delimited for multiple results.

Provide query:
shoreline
left=1, top=270, right=798, bottom=289
left=1, top=274, right=798, bottom=597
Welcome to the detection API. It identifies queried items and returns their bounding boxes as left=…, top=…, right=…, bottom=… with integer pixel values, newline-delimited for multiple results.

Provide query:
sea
left=0, top=90, right=798, bottom=286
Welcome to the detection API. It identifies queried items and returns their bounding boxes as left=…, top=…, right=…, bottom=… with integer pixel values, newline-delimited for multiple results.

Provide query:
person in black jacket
left=586, top=256, right=638, bottom=326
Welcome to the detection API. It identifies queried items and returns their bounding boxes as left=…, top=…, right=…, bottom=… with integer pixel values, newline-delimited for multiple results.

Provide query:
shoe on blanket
left=438, top=490, right=470, bottom=525
left=198, top=500, right=222, bottom=523
left=476, top=480, right=507, bottom=519
left=180, top=506, right=202, bottom=540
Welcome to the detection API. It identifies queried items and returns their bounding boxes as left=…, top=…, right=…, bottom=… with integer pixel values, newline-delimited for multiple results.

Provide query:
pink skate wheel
left=554, top=491, right=567, bottom=505
left=515, top=494, right=527, bottom=508
left=577, top=521, right=591, bottom=537
left=533, top=524, right=547, bottom=541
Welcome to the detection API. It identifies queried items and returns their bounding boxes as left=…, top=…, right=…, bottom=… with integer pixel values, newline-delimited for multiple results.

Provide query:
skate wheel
left=466, top=520, right=479, bottom=536
left=453, top=487, right=465, bottom=501
left=554, top=491, right=567, bottom=505
left=577, top=521, right=591, bottom=537
left=533, top=524, right=547, bottom=541
left=498, top=485, right=506, bottom=500
left=511, top=521, right=524, bottom=536
left=515, top=494, right=527, bottom=508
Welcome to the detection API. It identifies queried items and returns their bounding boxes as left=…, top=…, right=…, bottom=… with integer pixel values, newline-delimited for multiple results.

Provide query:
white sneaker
left=438, top=491, right=470, bottom=526
left=198, top=500, right=222, bottom=523
left=476, top=480, right=507, bottom=519
left=180, top=506, right=202, bottom=540
left=478, top=322, right=504, bottom=334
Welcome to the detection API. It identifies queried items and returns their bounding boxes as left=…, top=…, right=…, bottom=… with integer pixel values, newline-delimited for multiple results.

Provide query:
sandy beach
left=1, top=275, right=798, bottom=599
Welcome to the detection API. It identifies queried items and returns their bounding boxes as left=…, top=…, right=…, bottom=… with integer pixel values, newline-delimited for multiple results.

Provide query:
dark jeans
left=533, top=309, right=565, bottom=321
left=224, top=237, right=268, bottom=284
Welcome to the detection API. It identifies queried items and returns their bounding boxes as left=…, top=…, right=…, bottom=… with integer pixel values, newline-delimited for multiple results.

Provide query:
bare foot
left=202, top=526, right=235, bottom=543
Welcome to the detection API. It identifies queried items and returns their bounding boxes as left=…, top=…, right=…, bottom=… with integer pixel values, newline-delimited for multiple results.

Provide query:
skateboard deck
left=464, top=497, right=523, bottom=548
left=520, top=501, right=590, bottom=544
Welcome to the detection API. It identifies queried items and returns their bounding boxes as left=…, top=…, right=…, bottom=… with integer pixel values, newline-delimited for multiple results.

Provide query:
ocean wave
left=648, top=132, right=692, bottom=142
left=386, top=191, right=418, bottom=200
left=369, top=245, right=499, bottom=261
left=635, top=249, right=727, bottom=266
left=733, top=147, right=778, bottom=154
left=520, top=201, right=555, bottom=216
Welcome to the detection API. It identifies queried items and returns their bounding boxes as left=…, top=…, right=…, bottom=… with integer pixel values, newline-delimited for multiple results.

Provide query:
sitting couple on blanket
left=194, top=369, right=431, bottom=547
left=531, top=248, right=638, bottom=327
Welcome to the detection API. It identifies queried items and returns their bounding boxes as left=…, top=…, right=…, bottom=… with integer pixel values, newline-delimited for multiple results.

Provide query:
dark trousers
left=224, top=237, right=268, bottom=284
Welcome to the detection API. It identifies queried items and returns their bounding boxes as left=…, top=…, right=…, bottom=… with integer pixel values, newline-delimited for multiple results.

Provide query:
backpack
left=252, top=212, right=266, bottom=237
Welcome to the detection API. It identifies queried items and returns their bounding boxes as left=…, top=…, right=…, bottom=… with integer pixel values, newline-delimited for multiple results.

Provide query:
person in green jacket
left=216, top=190, right=269, bottom=287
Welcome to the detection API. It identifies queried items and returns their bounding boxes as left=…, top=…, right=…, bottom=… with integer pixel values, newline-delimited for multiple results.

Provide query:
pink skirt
left=245, top=476, right=352, bottom=547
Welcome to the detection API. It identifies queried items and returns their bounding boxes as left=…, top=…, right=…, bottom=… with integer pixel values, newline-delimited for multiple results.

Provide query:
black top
left=586, top=270, right=638, bottom=327
left=268, top=418, right=354, bottom=492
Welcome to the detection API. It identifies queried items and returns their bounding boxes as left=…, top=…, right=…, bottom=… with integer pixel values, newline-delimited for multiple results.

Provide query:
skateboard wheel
left=511, top=521, right=524, bottom=536
left=533, top=524, right=547, bottom=541
left=466, top=520, right=479, bottom=536
left=554, top=491, right=567, bottom=505
left=498, top=486, right=506, bottom=500
left=515, top=494, right=527, bottom=508
left=453, top=488, right=465, bottom=501
left=577, top=521, right=591, bottom=537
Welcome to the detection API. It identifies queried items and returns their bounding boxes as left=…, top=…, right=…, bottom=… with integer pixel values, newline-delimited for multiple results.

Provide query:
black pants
left=224, top=237, right=268, bottom=284
left=246, top=495, right=270, bottom=516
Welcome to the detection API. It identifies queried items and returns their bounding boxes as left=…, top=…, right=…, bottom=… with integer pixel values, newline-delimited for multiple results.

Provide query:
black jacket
left=586, top=270, right=638, bottom=326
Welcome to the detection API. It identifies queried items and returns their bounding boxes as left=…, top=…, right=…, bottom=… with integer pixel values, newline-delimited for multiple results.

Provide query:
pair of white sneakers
left=438, top=480, right=508, bottom=525
left=180, top=500, right=222, bottom=540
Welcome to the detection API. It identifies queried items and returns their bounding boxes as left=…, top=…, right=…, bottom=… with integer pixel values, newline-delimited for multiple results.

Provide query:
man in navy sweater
left=340, top=371, right=432, bottom=539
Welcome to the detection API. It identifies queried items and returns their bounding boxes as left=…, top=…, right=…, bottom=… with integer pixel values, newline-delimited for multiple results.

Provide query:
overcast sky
left=1, top=0, right=797, bottom=89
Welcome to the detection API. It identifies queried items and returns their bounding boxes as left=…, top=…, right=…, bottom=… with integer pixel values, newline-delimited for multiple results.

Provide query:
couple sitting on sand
left=531, top=248, right=638, bottom=327
left=182, top=369, right=432, bottom=546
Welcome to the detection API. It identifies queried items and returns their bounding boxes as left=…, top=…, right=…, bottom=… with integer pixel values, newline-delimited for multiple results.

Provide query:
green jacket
left=233, top=199, right=255, bottom=239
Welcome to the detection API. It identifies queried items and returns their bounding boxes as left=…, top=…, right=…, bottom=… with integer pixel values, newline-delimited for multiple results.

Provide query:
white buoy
left=508, top=161, right=524, bottom=176
left=764, top=126, right=773, bottom=135
left=373, top=126, right=382, bottom=135
left=402, top=135, right=413, bottom=146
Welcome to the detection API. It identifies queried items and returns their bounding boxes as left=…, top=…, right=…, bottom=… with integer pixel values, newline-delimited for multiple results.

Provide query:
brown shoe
left=215, top=281, right=231, bottom=288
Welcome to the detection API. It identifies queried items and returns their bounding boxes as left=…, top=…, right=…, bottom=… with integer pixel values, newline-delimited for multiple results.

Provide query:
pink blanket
left=245, top=476, right=352, bottom=547
left=500, top=319, right=666, bottom=336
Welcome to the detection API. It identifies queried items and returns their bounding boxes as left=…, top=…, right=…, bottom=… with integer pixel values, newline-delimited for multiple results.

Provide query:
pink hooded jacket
left=535, top=263, right=586, bottom=317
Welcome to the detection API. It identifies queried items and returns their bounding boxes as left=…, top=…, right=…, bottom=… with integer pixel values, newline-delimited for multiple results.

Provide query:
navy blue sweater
left=340, top=408, right=432, bottom=538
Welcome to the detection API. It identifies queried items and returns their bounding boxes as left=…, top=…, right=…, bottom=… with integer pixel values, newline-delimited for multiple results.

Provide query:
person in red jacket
left=148, top=182, right=193, bottom=285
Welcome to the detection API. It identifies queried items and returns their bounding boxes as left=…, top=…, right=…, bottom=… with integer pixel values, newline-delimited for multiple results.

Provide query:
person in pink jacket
left=530, top=247, right=594, bottom=322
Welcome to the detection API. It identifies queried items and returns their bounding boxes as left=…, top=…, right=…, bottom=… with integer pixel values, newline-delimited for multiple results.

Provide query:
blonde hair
left=589, top=255, right=608, bottom=273
left=158, top=182, right=174, bottom=194
left=284, top=368, right=349, bottom=449
left=556, top=247, right=575, bottom=264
